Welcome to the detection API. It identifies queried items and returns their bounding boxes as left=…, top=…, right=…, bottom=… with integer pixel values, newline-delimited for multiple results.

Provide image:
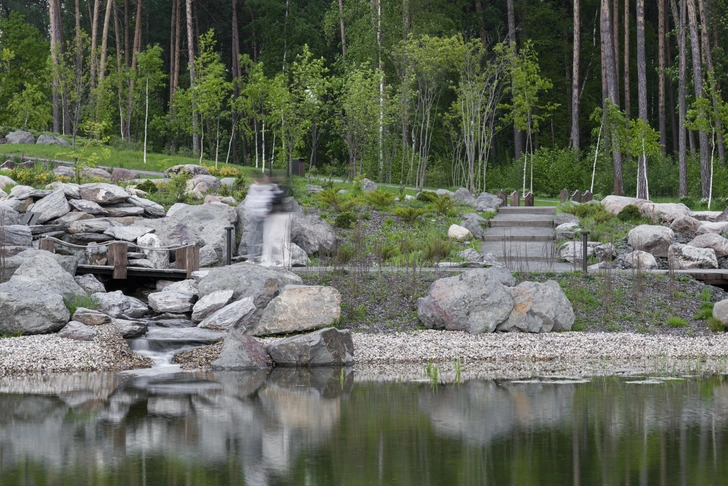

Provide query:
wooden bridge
left=39, top=238, right=199, bottom=281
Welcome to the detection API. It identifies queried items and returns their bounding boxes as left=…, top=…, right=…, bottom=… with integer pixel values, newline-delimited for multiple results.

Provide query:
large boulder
left=147, top=291, right=197, bottom=314
left=0, top=175, right=16, bottom=190
left=92, top=290, right=148, bottom=318
left=639, top=202, right=692, bottom=224
left=265, top=328, right=354, bottom=366
left=211, top=332, right=273, bottom=370
left=67, top=218, right=116, bottom=234
left=558, top=240, right=603, bottom=263
left=667, top=243, right=718, bottom=269
left=289, top=214, right=336, bottom=255
left=713, top=300, right=728, bottom=328
left=31, top=189, right=71, bottom=223
left=452, top=188, right=475, bottom=205
left=68, top=198, right=109, bottom=216
left=164, top=164, right=211, bottom=177
left=447, top=224, right=472, bottom=241
left=687, top=233, right=728, bottom=258
left=104, top=225, right=153, bottom=242
left=136, top=233, right=169, bottom=269
left=555, top=222, right=580, bottom=240
left=246, top=285, right=341, bottom=336
left=628, top=225, right=675, bottom=258
left=127, top=196, right=166, bottom=218
left=360, top=178, right=378, bottom=192
left=417, top=268, right=515, bottom=334
left=5, top=130, right=35, bottom=144
left=112, top=318, right=148, bottom=338
left=671, top=215, right=702, bottom=235
left=2, top=249, right=78, bottom=283
left=110, top=168, right=139, bottom=183
left=554, top=212, right=579, bottom=226
left=602, top=195, right=645, bottom=216
left=697, top=222, right=728, bottom=235
left=460, top=213, right=487, bottom=240
left=36, top=134, right=69, bottom=146
left=0, top=283, right=69, bottom=334
left=199, top=297, right=257, bottom=329
left=73, top=307, right=112, bottom=326
left=58, top=321, right=97, bottom=341
left=79, top=183, right=130, bottom=205
left=474, top=192, right=502, bottom=212
left=197, top=262, right=302, bottom=309
left=497, top=281, right=575, bottom=333
left=1, top=225, right=32, bottom=247
left=8, top=252, right=84, bottom=299
left=186, top=174, right=221, bottom=193
left=74, top=274, right=106, bottom=294
left=82, top=168, right=112, bottom=180
left=616, top=250, right=658, bottom=270
left=0, top=206, right=20, bottom=225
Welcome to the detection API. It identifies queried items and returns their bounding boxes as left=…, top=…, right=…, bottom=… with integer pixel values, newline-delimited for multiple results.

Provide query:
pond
left=0, top=368, right=727, bottom=485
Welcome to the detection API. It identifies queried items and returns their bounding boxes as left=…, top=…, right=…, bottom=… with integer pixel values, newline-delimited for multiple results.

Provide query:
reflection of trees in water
left=2, top=374, right=728, bottom=483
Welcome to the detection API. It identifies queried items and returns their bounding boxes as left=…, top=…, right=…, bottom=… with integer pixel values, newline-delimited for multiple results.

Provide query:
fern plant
left=393, top=207, right=426, bottom=224
left=366, top=189, right=395, bottom=208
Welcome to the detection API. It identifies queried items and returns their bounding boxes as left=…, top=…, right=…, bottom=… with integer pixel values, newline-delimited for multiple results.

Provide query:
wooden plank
left=187, top=246, right=200, bottom=277
left=38, top=239, right=55, bottom=252
left=108, top=242, right=128, bottom=279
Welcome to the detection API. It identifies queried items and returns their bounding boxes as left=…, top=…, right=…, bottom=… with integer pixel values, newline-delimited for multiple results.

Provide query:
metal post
left=582, top=231, right=590, bottom=273
left=225, top=226, right=234, bottom=265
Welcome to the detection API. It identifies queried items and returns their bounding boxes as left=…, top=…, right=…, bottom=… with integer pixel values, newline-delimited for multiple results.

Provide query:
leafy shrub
left=334, top=211, right=357, bottom=229
left=617, top=205, right=642, bottom=222
left=680, top=195, right=696, bottom=209
left=433, top=195, right=454, bottom=215
left=422, top=235, right=453, bottom=261
left=393, top=207, right=426, bottom=224
left=562, top=201, right=612, bottom=221
left=318, top=188, right=342, bottom=211
left=416, top=190, right=439, bottom=202
left=136, top=179, right=158, bottom=194
left=666, top=317, right=689, bottom=328
left=64, top=295, right=99, bottom=315
left=334, top=243, right=355, bottom=264
left=366, top=189, right=395, bottom=208
left=398, top=236, right=417, bottom=255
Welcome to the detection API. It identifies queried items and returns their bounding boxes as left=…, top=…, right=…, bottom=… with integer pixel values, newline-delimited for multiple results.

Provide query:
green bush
left=334, top=242, right=355, bottom=264
left=64, top=295, right=100, bottom=316
left=136, top=179, right=158, bottom=194
left=666, top=317, right=689, bottom=328
left=433, top=195, right=454, bottom=215
left=422, top=235, right=453, bottom=262
left=334, top=211, right=357, bottom=229
left=617, top=204, right=642, bottom=222
left=366, top=189, right=395, bottom=208
left=393, top=207, right=426, bottom=224
left=318, top=188, right=341, bottom=211
left=416, top=190, right=439, bottom=202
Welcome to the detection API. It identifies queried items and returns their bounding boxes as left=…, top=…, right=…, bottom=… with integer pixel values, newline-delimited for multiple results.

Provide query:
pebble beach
left=5, top=328, right=728, bottom=381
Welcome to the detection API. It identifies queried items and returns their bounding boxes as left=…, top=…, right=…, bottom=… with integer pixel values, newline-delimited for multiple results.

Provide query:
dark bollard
left=225, top=226, right=234, bottom=265
left=582, top=231, right=590, bottom=273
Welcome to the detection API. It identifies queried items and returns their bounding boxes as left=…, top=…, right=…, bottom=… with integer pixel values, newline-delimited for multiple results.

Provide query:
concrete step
left=498, top=206, right=556, bottom=215
left=481, top=241, right=559, bottom=262
left=482, top=227, right=554, bottom=241
left=489, top=219, right=554, bottom=228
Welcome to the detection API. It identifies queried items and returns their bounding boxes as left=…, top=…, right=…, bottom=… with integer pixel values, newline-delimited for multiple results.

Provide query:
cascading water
left=127, top=325, right=227, bottom=371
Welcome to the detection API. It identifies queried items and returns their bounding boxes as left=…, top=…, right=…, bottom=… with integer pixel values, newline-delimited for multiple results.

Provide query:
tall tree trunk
left=624, top=0, right=630, bottom=119
left=571, top=0, right=581, bottom=151
left=169, top=0, right=177, bottom=105
left=697, top=0, right=724, bottom=163
left=612, top=0, right=619, bottom=106
left=124, top=0, right=143, bottom=140
left=49, top=0, right=61, bottom=133
left=113, top=0, right=125, bottom=139
left=667, top=39, right=678, bottom=154
left=601, top=0, right=623, bottom=195
left=474, top=0, right=487, bottom=46
left=99, top=0, right=114, bottom=88
left=338, top=0, right=347, bottom=57
left=670, top=0, right=688, bottom=196
left=507, top=0, right=524, bottom=161
left=658, top=0, right=667, bottom=154
left=231, top=0, right=241, bottom=164
left=124, top=0, right=130, bottom=68
left=636, top=0, right=648, bottom=199
left=687, top=0, right=711, bottom=197
left=186, top=0, right=200, bottom=154
left=90, top=0, right=101, bottom=89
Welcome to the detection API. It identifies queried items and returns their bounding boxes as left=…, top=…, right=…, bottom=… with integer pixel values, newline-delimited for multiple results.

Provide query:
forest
left=1, top=0, right=727, bottom=205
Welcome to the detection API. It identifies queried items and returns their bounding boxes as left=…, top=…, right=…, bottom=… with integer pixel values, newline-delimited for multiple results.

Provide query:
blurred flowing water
left=1, top=370, right=727, bottom=485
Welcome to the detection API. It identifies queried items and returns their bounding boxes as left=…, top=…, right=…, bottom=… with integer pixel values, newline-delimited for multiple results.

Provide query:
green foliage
left=334, top=243, right=355, bottom=264
left=416, top=191, right=439, bottom=202
left=617, top=205, right=642, bottom=223
left=422, top=235, right=453, bottom=262
left=158, top=173, right=191, bottom=205
left=666, top=317, right=689, bottom=328
left=64, top=295, right=100, bottom=316
left=561, top=202, right=612, bottom=222
left=366, top=189, right=395, bottom=208
left=393, top=207, right=426, bottom=224
left=433, top=195, right=454, bottom=215
left=318, top=188, right=342, bottom=211
left=334, top=211, right=358, bottom=229
left=8, top=162, right=55, bottom=187
left=708, top=318, right=725, bottom=332
left=136, top=180, right=159, bottom=194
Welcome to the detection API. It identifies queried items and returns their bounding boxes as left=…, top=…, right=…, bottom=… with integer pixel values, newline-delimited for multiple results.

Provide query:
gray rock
left=247, top=285, right=341, bottom=336
left=459, top=248, right=483, bottom=262
left=474, top=192, right=502, bottom=212
left=671, top=215, right=702, bottom=235
left=104, top=225, right=153, bottom=242
left=54, top=166, right=76, bottom=178
left=105, top=206, right=145, bottom=217
left=266, top=328, right=354, bottom=366
left=0, top=174, right=15, bottom=190
left=417, top=268, right=515, bottom=334
left=46, top=181, right=81, bottom=199
left=164, top=164, right=211, bottom=177
left=667, top=243, right=718, bottom=269
left=197, top=262, right=302, bottom=309
left=55, top=211, right=94, bottom=226
left=2, top=249, right=78, bottom=283
left=211, top=332, right=273, bottom=370
left=68, top=198, right=110, bottom=215
left=199, top=244, right=218, bottom=267
left=136, top=233, right=169, bottom=269
left=187, top=174, right=221, bottom=193
left=0, top=283, right=69, bottom=335
left=110, top=168, right=139, bottom=183
left=555, top=222, right=580, bottom=240
left=58, top=321, right=97, bottom=341
left=639, top=202, right=692, bottom=224
left=79, top=183, right=130, bottom=204
left=112, top=318, right=148, bottom=338
left=558, top=240, right=603, bottom=263
left=73, top=307, right=112, bottom=326
left=2, top=225, right=32, bottom=246
left=128, top=258, right=154, bottom=268
left=191, top=289, right=234, bottom=323
left=74, top=274, right=106, bottom=294
left=627, top=225, right=676, bottom=258
left=36, top=134, right=69, bottom=146
left=127, top=196, right=166, bottom=218
left=31, top=189, right=71, bottom=223
left=554, top=212, right=579, bottom=226
left=697, top=222, right=728, bottom=235
left=497, top=280, right=575, bottom=332
left=453, top=188, right=476, bottom=205
left=82, top=168, right=112, bottom=180
left=0, top=206, right=20, bottom=225
left=713, top=300, right=728, bottom=327
left=601, top=195, right=644, bottom=216
left=460, top=213, right=486, bottom=240
left=5, top=130, right=35, bottom=144
left=67, top=218, right=116, bottom=234
left=687, top=233, right=728, bottom=258
left=436, top=189, right=455, bottom=197
left=199, top=297, right=257, bottom=329
left=447, top=224, right=472, bottom=241
left=8, top=252, right=84, bottom=299
left=290, top=242, right=310, bottom=267
left=160, top=279, right=198, bottom=294
left=147, top=291, right=197, bottom=314
left=360, top=178, right=378, bottom=192
left=9, top=184, right=33, bottom=199
left=93, top=290, right=148, bottom=318
left=306, top=184, right=323, bottom=193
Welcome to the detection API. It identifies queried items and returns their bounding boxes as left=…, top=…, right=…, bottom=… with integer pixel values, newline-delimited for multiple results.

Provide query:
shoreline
left=3, top=328, right=728, bottom=380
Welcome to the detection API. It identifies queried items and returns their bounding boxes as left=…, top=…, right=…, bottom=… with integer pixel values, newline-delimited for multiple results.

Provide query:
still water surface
left=1, top=369, right=727, bottom=485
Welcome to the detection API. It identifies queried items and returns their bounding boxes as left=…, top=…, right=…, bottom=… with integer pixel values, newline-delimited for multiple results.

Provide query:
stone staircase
left=481, top=206, right=573, bottom=272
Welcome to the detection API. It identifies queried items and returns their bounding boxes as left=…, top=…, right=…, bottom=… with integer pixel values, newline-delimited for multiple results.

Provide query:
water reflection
left=0, top=371, right=727, bottom=485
